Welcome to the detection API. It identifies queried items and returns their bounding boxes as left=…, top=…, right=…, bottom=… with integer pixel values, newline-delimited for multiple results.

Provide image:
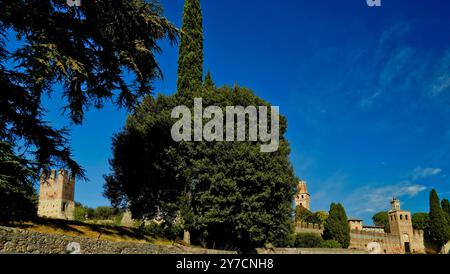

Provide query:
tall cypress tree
left=323, top=203, right=350, bottom=248
left=177, top=0, right=204, bottom=94
left=429, top=190, right=450, bottom=248
left=442, top=199, right=450, bottom=218
left=203, top=71, right=215, bottom=91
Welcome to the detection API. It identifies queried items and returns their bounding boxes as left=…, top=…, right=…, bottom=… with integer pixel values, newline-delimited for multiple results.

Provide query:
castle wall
left=295, top=222, right=324, bottom=235
left=349, top=230, right=403, bottom=254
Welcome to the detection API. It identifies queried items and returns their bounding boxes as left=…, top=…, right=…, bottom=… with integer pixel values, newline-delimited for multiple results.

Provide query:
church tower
left=38, top=170, right=75, bottom=220
left=388, top=198, right=414, bottom=253
left=295, top=180, right=310, bottom=211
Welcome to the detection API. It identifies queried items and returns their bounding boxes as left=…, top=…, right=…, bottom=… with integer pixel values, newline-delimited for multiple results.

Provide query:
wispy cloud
left=412, top=167, right=442, bottom=180
left=346, top=181, right=427, bottom=215
left=429, top=50, right=450, bottom=97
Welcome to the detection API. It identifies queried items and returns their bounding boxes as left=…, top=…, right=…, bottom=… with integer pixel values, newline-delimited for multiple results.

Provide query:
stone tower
left=295, top=180, right=310, bottom=211
left=38, top=170, right=75, bottom=220
left=388, top=198, right=414, bottom=253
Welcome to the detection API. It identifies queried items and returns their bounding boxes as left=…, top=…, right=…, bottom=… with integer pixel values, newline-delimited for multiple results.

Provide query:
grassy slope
left=5, top=218, right=176, bottom=246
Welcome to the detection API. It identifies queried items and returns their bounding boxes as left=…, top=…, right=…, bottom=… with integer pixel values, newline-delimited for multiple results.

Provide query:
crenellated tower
left=388, top=198, right=415, bottom=253
left=38, top=170, right=75, bottom=220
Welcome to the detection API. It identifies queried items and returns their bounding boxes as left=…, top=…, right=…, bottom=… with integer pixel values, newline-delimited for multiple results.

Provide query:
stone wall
left=350, top=230, right=403, bottom=254
left=256, top=248, right=368, bottom=254
left=0, top=226, right=236, bottom=254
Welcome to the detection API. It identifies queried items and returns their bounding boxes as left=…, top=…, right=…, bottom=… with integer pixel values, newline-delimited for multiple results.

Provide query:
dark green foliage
left=104, top=86, right=297, bottom=250
left=428, top=190, right=450, bottom=247
left=93, top=206, right=120, bottom=220
left=177, top=0, right=204, bottom=94
left=412, top=213, right=430, bottom=231
left=294, top=233, right=323, bottom=248
left=323, top=203, right=350, bottom=248
left=73, top=202, right=123, bottom=223
left=295, top=207, right=328, bottom=225
left=320, top=239, right=342, bottom=248
left=295, top=206, right=313, bottom=223
left=442, top=199, right=450, bottom=221
left=144, top=222, right=184, bottom=241
left=372, top=211, right=390, bottom=233
left=0, top=0, right=178, bottom=178
left=203, top=71, right=215, bottom=91
left=0, top=141, right=37, bottom=223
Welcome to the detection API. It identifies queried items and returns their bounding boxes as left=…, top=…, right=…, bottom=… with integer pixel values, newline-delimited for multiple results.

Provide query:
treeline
left=0, top=1, right=178, bottom=223
left=291, top=203, right=350, bottom=249
left=73, top=203, right=124, bottom=225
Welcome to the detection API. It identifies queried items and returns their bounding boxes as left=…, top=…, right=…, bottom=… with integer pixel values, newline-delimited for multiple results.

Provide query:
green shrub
left=143, top=221, right=183, bottom=241
left=294, top=233, right=323, bottom=248
left=320, top=239, right=342, bottom=248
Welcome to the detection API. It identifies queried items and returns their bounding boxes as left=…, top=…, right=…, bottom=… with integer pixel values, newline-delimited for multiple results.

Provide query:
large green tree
left=0, top=141, right=37, bottom=223
left=372, top=211, right=390, bottom=233
left=412, top=213, right=430, bottom=231
left=177, top=0, right=203, bottom=94
left=442, top=199, right=450, bottom=221
left=104, top=86, right=297, bottom=250
left=0, top=0, right=177, bottom=178
left=428, top=189, right=450, bottom=248
left=323, top=203, right=350, bottom=248
left=0, top=1, right=177, bottom=222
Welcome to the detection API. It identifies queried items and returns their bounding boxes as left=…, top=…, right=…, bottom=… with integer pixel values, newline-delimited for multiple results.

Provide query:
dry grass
left=7, top=218, right=176, bottom=246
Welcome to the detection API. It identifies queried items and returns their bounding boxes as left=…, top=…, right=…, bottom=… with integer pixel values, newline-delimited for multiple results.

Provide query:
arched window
left=405, top=214, right=409, bottom=220
left=400, top=215, right=403, bottom=220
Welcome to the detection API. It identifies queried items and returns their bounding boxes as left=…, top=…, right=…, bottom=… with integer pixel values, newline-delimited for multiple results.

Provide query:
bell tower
left=295, top=180, right=310, bottom=211
left=388, top=198, right=414, bottom=253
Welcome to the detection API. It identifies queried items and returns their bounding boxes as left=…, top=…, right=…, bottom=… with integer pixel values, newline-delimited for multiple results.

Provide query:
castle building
left=293, top=182, right=426, bottom=253
left=37, top=170, right=76, bottom=220
left=348, top=198, right=425, bottom=254
left=295, top=180, right=310, bottom=211
left=388, top=198, right=424, bottom=253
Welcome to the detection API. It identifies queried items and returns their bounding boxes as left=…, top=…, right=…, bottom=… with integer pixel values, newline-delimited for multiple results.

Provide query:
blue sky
left=21, top=0, right=450, bottom=224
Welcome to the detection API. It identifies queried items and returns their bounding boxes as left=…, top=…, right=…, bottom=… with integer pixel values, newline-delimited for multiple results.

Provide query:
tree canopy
left=177, top=0, right=203, bottom=94
left=0, top=0, right=178, bottom=178
left=428, top=189, right=450, bottom=247
left=104, top=86, right=297, bottom=250
left=372, top=211, right=390, bottom=233
left=323, top=203, right=350, bottom=248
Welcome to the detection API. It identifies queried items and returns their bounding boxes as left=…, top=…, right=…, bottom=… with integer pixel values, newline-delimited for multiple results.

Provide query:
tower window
left=400, top=215, right=403, bottom=220
left=301, top=195, right=304, bottom=199
left=405, top=214, right=409, bottom=220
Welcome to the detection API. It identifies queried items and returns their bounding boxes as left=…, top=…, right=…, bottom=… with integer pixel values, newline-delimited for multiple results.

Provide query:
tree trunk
left=183, top=230, right=191, bottom=245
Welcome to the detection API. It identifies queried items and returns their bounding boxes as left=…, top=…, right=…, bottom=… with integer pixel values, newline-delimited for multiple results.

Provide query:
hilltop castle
left=37, top=170, right=76, bottom=220
left=295, top=182, right=425, bottom=254
left=348, top=198, right=425, bottom=254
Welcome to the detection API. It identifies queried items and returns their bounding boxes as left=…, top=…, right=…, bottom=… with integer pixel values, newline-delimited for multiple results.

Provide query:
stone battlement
left=38, top=170, right=75, bottom=220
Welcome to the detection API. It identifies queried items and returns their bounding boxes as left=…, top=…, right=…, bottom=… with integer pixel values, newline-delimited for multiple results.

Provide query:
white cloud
left=412, top=167, right=442, bottom=180
left=346, top=181, right=427, bottom=216
left=429, top=50, right=450, bottom=96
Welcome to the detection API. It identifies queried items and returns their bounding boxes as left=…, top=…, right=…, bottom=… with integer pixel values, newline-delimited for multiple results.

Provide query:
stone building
left=295, top=180, right=310, bottom=211
left=348, top=198, right=425, bottom=254
left=37, top=170, right=75, bottom=220
left=294, top=184, right=426, bottom=254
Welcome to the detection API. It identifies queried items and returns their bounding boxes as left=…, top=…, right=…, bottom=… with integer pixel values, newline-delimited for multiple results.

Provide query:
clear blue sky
left=26, top=0, right=450, bottom=224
